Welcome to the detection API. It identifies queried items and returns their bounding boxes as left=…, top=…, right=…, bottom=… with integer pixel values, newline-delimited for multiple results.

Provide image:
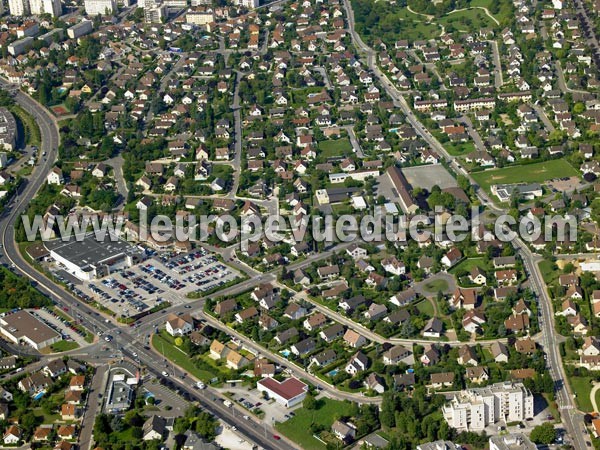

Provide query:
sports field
left=471, top=159, right=579, bottom=192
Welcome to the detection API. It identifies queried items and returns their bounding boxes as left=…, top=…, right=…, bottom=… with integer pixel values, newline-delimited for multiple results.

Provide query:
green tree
left=303, top=392, right=317, bottom=410
left=530, top=422, right=556, bottom=444
left=380, top=392, right=396, bottom=428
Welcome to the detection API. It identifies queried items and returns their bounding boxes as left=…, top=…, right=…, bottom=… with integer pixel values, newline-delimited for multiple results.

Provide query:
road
left=571, top=0, right=600, bottom=70
left=532, top=104, right=556, bottom=132
left=340, top=1, right=585, bottom=447
left=457, top=115, right=486, bottom=152
left=555, top=60, right=589, bottom=94
left=79, top=365, right=108, bottom=450
left=515, top=239, right=587, bottom=450
left=228, top=70, right=243, bottom=199
left=489, top=40, right=504, bottom=88
left=0, top=80, right=288, bottom=450
left=105, top=155, right=129, bottom=207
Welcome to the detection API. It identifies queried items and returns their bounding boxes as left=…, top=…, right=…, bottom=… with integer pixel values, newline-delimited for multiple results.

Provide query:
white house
left=256, top=377, right=308, bottom=408
left=47, top=167, right=64, bottom=185
left=165, top=313, right=193, bottom=336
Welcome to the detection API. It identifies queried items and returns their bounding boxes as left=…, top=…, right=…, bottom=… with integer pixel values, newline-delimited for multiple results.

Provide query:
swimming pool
left=33, top=390, right=46, bottom=400
left=280, top=349, right=291, bottom=357
left=327, top=369, right=338, bottom=377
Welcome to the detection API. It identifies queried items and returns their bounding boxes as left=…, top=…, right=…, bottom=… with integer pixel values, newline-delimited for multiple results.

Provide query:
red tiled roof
left=258, top=377, right=307, bottom=400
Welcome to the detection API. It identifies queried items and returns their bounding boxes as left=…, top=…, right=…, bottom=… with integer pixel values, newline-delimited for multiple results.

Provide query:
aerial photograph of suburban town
left=0, top=0, right=598, bottom=446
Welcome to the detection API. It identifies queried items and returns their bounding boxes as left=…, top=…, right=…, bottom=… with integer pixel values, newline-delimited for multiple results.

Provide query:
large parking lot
left=71, top=248, right=240, bottom=318
left=32, top=308, right=89, bottom=346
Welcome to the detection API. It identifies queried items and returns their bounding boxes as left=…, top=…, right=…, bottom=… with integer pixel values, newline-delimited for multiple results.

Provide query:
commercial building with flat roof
left=104, top=371, right=134, bottom=414
left=45, top=232, right=144, bottom=280
left=256, top=377, right=308, bottom=407
left=0, top=311, right=61, bottom=350
left=489, top=433, right=536, bottom=450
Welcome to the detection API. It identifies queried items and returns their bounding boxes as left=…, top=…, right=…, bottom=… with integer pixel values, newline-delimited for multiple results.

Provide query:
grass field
left=318, top=138, right=352, bottom=158
left=570, top=377, right=594, bottom=412
left=415, top=298, right=435, bottom=316
left=445, top=141, right=476, bottom=157
left=422, top=279, right=449, bottom=293
left=450, top=257, right=488, bottom=275
left=275, top=399, right=348, bottom=449
left=11, top=105, right=41, bottom=148
left=438, top=8, right=497, bottom=32
left=51, top=341, right=79, bottom=352
left=470, top=0, right=513, bottom=22
left=471, top=159, right=579, bottom=193
left=538, top=260, right=558, bottom=284
left=151, top=332, right=216, bottom=382
left=399, top=21, right=441, bottom=41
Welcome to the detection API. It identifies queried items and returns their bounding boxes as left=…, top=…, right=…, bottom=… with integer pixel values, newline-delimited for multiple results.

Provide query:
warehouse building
left=0, top=310, right=61, bottom=350
left=45, top=232, right=144, bottom=280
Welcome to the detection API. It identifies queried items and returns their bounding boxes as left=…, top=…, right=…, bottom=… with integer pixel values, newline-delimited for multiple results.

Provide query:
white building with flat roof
left=45, top=233, right=143, bottom=280
left=489, top=433, right=536, bottom=450
left=442, top=382, right=534, bottom=430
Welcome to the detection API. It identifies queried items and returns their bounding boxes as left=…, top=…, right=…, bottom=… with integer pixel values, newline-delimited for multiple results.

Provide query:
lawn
left=445, top=141, right=476, bottom=157
left=470, top=0, right=514, bottom=22
left=318, top=138, right=352, bottom=158
left=471, top=159, right=579, bottom=193
left=570, top=377, right=594, bottom=412
left=50, top=341, right=79, bottom=352
left=275, top=399, right=348, bottom=449
left=438, top=8, right=498, bottom=32
left=401, top=21, right=441, bottom=41
left=151, top=332, right=216, bottom=382
left=538, top=260, right=558, bottom=285
left=422, top=278, right=449, bottom=293
left=11, top=105, right=41, bottom=148
left=449, top=257, right=488, bottom=275
left=415, top=298, right=435, bottom=316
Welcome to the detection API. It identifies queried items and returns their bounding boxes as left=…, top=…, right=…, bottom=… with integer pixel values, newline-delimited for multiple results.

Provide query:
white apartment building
left=442, top=382, right=534, bottom=430
left=8, top=0, right=29, bottom=16
left=9, top=0, right=61, bottom=16
left=84, top=0, right=117, bottom=15
left=30, top=0, right=61, bottom=16
left=237, top=0, right=259, bottom=8
left=144, top=3, right=167, bottom=22
left=186, top=9, right=214, bottom=25
left=453, top=98, right=496, bottom=113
